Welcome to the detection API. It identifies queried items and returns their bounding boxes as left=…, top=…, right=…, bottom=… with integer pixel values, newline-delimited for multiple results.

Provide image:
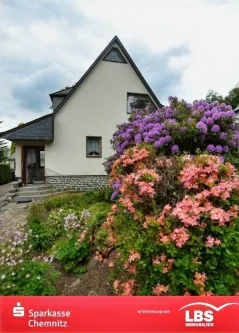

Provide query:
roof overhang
left=0, top=114, right=53, bottom=141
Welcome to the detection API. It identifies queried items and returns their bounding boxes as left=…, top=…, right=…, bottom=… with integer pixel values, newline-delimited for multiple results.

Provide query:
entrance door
left=21, top=146, right=26, bottom=185
left=21, top=146, right=45, bottom=184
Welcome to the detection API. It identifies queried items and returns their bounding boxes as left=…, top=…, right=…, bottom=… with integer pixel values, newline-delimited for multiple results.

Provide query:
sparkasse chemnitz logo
left=13, top=302, right=25, bottom=317
left=179, top=302, right=239, bottom=328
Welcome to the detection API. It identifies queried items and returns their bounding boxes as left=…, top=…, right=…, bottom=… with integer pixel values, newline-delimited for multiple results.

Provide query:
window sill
left=86, top=155, right=102, bottom=158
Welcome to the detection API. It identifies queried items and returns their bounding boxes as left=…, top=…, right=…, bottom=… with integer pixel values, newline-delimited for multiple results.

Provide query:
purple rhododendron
left=222, top=145, right=229, bottom=153
left=104, top=97, right=239, bottom=173
left=220, top=132, right=227, bottom=140
left=196, top=121, right=208, bottom=134
left=215, top=145, right=223, bottom=153
left=172, top=145, right=179, bottom=153
left=207, top=144, right=215, bottom=153
left=211, top=124, right=220, bottom=132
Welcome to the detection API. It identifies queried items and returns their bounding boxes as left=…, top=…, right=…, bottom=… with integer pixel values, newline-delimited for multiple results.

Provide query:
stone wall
left=45, top=175, right=109, bottom=191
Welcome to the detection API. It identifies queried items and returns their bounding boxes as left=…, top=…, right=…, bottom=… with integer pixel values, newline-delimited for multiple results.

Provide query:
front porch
left=0, top=114, right=53, bottom=186
left=21, top=146, right=45, bottom=185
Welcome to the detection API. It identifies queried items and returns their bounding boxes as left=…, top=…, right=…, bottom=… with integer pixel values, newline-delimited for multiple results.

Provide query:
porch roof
left=0, top=114, right=53, bottom=141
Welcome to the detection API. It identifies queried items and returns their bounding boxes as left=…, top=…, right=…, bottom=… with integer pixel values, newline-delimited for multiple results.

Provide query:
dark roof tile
left=0, top=114, right=53, bottom=141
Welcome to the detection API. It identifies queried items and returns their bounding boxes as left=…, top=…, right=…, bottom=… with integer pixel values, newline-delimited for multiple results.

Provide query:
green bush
left=26, top=217, right=60, bottom=252
left=43, top=189, right=112, bottom=212
left=0, top=163, right=11, bottom=185
left=0, top=261, right=60, bottom=295
left=26, top=203, right=59, bottom=251
left=24, top=192, right=111, bottom=278
left=43, top=194, right=80, bottom=211
left=56, top=237, right=90, bottom=274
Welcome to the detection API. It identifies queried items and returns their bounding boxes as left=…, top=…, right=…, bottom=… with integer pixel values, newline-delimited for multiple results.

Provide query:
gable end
left=53, top=36, right=163, bottom=116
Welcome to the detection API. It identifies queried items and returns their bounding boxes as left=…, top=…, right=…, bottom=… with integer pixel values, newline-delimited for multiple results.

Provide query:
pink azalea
left=152, top=284, right=169, bottom=295
left=128, top=250, right=141, bottom=262
left=170, top=227, right=189, bottom=247
left=205, top=236, right=214, bottom=248
left=214, top=239, right=221, bottom=246
left=152, top=257, right=161, bottom=264
left=194, top=272, right=206, bottom=287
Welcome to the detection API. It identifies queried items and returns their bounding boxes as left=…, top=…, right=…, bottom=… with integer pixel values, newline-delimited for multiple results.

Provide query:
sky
left=0, top=0, right=239, bottom=132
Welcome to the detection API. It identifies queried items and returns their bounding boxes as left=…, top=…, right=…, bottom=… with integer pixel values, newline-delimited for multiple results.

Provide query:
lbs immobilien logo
left=179, top=302, right=239, bottom=328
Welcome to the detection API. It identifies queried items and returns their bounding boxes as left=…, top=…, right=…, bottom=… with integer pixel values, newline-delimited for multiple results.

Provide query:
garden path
left=0, top=203, right=29, bottom=242
left=0, top=183, right=10, bottom=207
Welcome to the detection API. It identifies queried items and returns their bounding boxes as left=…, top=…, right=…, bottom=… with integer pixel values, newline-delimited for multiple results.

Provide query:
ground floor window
left=86, top=137, right=102, bottom=157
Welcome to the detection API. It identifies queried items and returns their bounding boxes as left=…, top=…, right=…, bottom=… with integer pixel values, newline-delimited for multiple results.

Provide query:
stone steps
left=15, top=189, right=54, bottom=197
left=18, top=185, right=54, bottom=192
left=13, top=192, right=62, bottom=203
left=5, top=182, right=60, bottom=203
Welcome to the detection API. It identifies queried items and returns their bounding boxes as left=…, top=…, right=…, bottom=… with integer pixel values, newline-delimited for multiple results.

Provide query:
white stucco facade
left=7, top=38, right=160, bottom=183
left=45, top=47, right=157, bottom=175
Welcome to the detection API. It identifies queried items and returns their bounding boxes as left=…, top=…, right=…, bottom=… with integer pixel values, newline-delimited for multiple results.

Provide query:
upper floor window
left=104, top=48, right=126, bottom=63
left=86, top=137, right=102, bottom=157
left=127, top=93, right=156, bottom=114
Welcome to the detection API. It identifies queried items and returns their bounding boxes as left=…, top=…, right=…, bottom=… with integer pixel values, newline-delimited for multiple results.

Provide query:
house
left=0, top=36, right=162, bottom=191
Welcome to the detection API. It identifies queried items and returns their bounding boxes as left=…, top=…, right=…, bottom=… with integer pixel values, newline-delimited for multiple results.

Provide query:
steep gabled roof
left=0, top=114, right=53, bottom=141
left=53, top=36, right=163, bottom=116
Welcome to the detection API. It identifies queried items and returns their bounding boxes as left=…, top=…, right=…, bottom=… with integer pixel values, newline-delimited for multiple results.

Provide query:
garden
left=0, top=190, right=113, bottom=295
left=1, top=96, right=239, bottom=296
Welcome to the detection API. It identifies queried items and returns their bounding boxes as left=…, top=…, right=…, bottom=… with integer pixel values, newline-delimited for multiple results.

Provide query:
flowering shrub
left=0, top=222, right=59, bottom=295
left=0, top=261, right=59, bottom=295
left=104, top=97, right=239, bottom=174
left=25, top=208, right=91, bottom=251
left=97, top=145, right=239, bottom=295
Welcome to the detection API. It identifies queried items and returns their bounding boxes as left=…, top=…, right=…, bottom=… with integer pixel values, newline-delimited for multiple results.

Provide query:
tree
left=205, top=83, right=239, bottom=109
left=0, top=121, right=8, bottom=162
left=10, top=122, right=24, bottom=154
left=205, top=90, right=224, bottom=104
left=224, top=84, right=239, bottom=109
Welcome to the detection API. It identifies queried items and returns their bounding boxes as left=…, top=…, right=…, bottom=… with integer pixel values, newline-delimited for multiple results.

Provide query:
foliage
left=205, top=90, right=225, bottom=105
left=9, top=123, right=24, bottom=154
left=0, top=190, right=113, bottom=295
left=0, top=261, right=59, bottom=295
left=26, top=205, right=91, bottom=252
left=0, top=121, right=8, bottom=163
left=0, top=163, right=11, bottom=185
left=43, top=188, right=112, bottom=212
left=225, top=84, right=239, bottom=110
left=0, top=223, right=59, bottom=295
left=55, top=237, right=90, bottom=274
left=104, top=97, right=238, bottom=178
left=96, top=145, right=239, bottom=296
left=206, top=84, right=239, bottom=110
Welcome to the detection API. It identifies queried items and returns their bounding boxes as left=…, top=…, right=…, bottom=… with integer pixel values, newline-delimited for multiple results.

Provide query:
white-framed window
left=86, top=137, right=102, bottom=157
left=127, top=93, right=156, bottom=114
